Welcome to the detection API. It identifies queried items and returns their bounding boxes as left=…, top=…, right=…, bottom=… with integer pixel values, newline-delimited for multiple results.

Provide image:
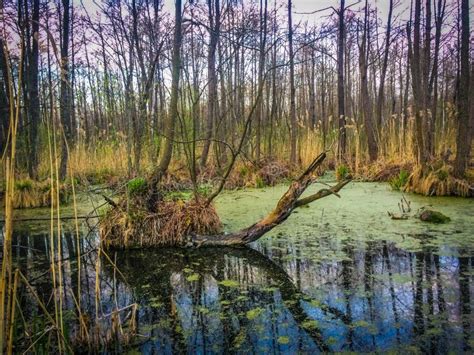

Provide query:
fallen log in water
left=100, top=152, right=351, bottom=248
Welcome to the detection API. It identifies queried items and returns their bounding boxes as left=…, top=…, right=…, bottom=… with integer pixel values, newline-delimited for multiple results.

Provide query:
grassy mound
left=222, top=160, right=292, bottom=188
left=419, top=209, right=451, bottom=223
left=405, top=164, right=473, bottom=197
left=100, top=179, right=222, bottom=248
left=13, top=178, right=70, bottom=209
left=357, top=160, right=414, bottom=182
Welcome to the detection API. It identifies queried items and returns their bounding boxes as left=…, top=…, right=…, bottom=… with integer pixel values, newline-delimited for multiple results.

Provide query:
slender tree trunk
left=375, top=0, right=393, bottom=131
left=288, top=0, right=297, bottom=164
left=308, top=44, right=316, bottom=129
left=429, top=0, right=446, bottom=157
left=59, top=0, right=71, bottom=180
left=156, top=0, right=182, bottom=175
left=27, top=0, right=40, bottom=179
left=453, top=0, right=471, bottom=176
left=256, top=0, right=268, bottom=163
left=359, top=1, right=378, bottom=162
left=423, top=0, right=433, bottom=158
left=148, top=0, right=183, bottom=209
left=337, top=0, right=346, bottom=161
left=0, top=14, right=11, bottom=156
left=200, top=0, right=220, bottom=169
left=408, top=0, right=427, bottom=165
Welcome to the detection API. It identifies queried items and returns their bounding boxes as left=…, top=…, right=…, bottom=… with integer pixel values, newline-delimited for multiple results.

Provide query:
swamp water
left=3, top=181, right=474, bottom=353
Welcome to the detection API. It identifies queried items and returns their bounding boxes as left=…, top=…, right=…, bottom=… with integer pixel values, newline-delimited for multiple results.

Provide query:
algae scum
left=5, top=181, right=474, bottom=353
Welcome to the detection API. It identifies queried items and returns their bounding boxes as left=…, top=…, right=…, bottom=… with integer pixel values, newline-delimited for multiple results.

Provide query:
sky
left=79, top=0, right=413, bottom=25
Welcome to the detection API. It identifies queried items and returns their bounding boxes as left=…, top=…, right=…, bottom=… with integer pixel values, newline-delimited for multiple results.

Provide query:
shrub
left=197, top=183, right=213, bottom=196
left=127, top=177, right=147, bottom=196
left=239, top=166, right=250, bottom=177
left=436, top=168, right=449, bottom=181
left=389, top=169, right=409, bottom=191
left=336, top=165, right=350, bottom=181
left=15, top=179, right=34, bottom=191
left=255, top=176, right=265, bottom=188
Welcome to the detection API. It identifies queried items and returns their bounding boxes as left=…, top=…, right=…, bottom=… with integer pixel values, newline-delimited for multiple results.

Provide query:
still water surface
left=6, top=182, right=474, bottom=353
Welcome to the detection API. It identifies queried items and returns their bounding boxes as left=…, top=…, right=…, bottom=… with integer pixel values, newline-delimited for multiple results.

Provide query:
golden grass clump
left=405, top=164, right=473, bottom=197
left=100, top=196, right=222, bottom=249
left=256, top=160, right=291, bottom=186
left=356, top=159, right=414, bottom=182
left=12, top=178, right=70, bottom=209
left=208, top=160, right=293, bottom=189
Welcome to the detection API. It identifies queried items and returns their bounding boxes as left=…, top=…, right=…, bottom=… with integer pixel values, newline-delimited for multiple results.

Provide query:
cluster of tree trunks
left=1, top=0, right=472, bottom=181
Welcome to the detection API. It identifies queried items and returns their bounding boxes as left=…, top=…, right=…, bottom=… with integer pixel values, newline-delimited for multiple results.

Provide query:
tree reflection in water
left=8, top=228, right=474, bottom=353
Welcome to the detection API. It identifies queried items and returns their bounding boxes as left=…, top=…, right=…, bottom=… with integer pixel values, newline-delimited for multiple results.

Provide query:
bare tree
left=148, top=0, right=183, bottom=209
left=337, top=0, right=346, bottom=161
left=288, top=0, right=297, bottom=164
left=358, top=0, right=378, bottom=162
left=454, top=0, right=471, bottom=176
left=375, top=0, right=393, bottom=131
left=26, top=0, right=40, bottom=178
left=200, top=0, right=221, bottom=169
left=59, top=0, right=72, bottom=180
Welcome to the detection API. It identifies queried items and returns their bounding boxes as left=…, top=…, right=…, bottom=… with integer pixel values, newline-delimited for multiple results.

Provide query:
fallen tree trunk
left=186, top=152, right=351, bottom=247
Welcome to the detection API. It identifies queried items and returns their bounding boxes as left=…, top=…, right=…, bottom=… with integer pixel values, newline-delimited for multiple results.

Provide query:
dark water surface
left=5, top=182, right=474, bottom=353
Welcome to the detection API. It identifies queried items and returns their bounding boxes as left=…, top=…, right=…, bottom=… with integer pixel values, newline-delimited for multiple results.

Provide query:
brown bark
left=359, top=1, right=378, bottom=162
left=155, top=0, right=182, bottom=175
left=27, top=0, right=40, bottom=179
left=337, top=0, right=346, bottom=161
left=147, top=0, right=183, bottom=210
left=375, top=0, right=393, bottom=130
left=200, top=0, right=220, bottom=169
left=429, top=0, right=446, bottom=157
left=0, top=32, right=10, bottom=155
left=59, top=0, right=72, bottom=180
left=453, top=0, right=471, bottom=176
left=288, top=0, right=297, bottom=164
left=256, top=0, right=268, bottom=162
left=190, top=152, right=350, bottom=246
left=407, top=0, right=428, bottom=165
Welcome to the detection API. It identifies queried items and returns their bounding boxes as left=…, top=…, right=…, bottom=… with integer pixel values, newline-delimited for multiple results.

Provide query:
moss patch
left=419, top=209, right=451, bottom=224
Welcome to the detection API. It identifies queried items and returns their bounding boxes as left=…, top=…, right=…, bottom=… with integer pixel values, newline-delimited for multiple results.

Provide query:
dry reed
left=100, top=196, right=222, bottom=248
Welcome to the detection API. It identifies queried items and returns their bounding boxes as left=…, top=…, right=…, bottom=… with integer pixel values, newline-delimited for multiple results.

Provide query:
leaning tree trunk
left=187, top=152, right=351, bottom=247
left=147, top=0, right=182, bottom=210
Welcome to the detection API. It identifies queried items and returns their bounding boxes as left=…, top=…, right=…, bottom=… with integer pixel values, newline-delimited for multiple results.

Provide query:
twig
left=294, top=179, right=351, bottom=208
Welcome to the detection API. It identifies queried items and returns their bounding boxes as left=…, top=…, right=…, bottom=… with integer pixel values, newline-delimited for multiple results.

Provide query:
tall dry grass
left=0, top=38, right=22, bottom=354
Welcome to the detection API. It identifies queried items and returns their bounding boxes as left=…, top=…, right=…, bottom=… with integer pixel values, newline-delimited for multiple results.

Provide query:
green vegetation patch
left=127, top=177, right=147, bottom=196
left=389, top=169, right=409, bottom=191
left=419, top=209, right=451, bottom=224
left=336, top=164, right=350, bottom=181
left=218, top=279, right=240, bottom=288
left=246, top=307, right=264, bottom=320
